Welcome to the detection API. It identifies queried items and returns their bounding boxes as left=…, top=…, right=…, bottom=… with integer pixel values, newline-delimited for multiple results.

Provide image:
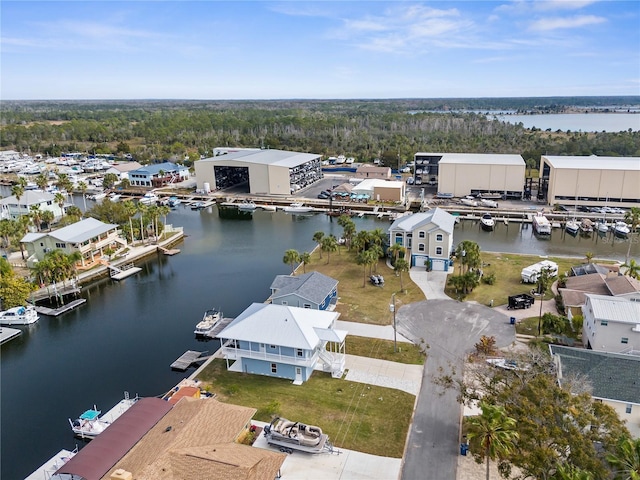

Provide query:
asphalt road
left=396, top=300, right=516, bottom=480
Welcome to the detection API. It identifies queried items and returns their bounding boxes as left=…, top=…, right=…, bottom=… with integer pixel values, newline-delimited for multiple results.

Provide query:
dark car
left=317, top=192, right=330, bottom=199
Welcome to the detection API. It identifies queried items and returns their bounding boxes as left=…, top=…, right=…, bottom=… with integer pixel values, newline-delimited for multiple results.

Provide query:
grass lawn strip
left=345, top=336, right=425, bottom=365
left=198, top=360, right=414, bottom=458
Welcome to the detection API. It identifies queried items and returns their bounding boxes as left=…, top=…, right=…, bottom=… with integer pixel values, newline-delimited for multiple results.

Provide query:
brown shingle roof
left=559, top=288, right=588, bottom=308
left=104, top=398, right=285, bottom=480
left=605, top=275, right=640, bottom=296
left=564, top=273, right=609, bottom=295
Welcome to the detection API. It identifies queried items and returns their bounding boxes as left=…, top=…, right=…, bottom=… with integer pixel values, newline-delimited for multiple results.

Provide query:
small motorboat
left=168, top=196, right=182, bottom=208
left=190, top=201, right=206, bottom=210
left=579, top=218, right=593, bottom=236
left=139, top=192, right=159, bottom=205
left=237, top=200, right=257, bottom=211
left=107, top=192, right=121, bottom=202
left=480, top=213, right=495, bottom=231
left=69, top=408, right=110, bottom=440
left=0, top=305, right=39, bottom=325
left=460, top=196, right=478, bottom=207
left=88, top=192, right=107, bottom=201
left=565, top=219, right=580, bottom=236
left=263, top=417, right=334, bottom=454
left=613, top=221, right=630, bottom=238
left=194, top=308, right=223, bottom=337
left=283, top=202, right=313, bottom=213
left=595, top=220, right=609, bottom=234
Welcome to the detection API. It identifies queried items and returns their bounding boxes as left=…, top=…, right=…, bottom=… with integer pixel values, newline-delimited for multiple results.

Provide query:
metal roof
left=55, top=397, right=172, bottom=480
left=550, top=345, right=640, bottom=404
left=218, top=303, right=340, bottom=350
left=0, top=190, right=56, bottom=205
left=437, top=153, right=525, bottom=165
left=270, top=271, right=338, bottom=305
left=584, top=294, right=640, bottom=323
left=389, top=207, right=456, bottom=235
left=542, top=155, right=640, bottom=170
left=130, top=162, right=188, bottom=175
left=198, top=149, right=321, bottom=168
left=25, top=217, right=118, bottom=244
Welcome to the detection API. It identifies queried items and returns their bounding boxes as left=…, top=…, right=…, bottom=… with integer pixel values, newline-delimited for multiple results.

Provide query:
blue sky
left=1, top=1, right=639, bottom=100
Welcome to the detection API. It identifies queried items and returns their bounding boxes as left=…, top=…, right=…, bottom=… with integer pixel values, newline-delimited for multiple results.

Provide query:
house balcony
left=221, top=346, right=319, bottom=368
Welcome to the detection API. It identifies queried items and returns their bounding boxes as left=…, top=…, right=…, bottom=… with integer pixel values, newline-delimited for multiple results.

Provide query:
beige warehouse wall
left=247, top=164, right=269, bottom=194
left=194, top=161, right=215, bottom=190
left=373, top=186, right=402, bottom=202
left=546, top=166, right=640, bottom=204
left=439, top=163, right=523, bottom=196
left=267, top=166, right=292, bottom=195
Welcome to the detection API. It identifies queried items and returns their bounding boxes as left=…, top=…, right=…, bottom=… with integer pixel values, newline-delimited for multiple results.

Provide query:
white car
left=406, top=177, right=414, bottom=185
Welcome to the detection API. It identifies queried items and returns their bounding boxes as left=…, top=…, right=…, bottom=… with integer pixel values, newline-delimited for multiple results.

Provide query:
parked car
left=317, top=192, right=330, bottom=199
left=507, top=294, right=535, bottom=310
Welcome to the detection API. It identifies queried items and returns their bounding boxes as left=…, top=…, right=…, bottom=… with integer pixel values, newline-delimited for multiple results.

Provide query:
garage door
left=412, top=255, right=429, bottom=268
left=430, top=259, right=448, bottom=271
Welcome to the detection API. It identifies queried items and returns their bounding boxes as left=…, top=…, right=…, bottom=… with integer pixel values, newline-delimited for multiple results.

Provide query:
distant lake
left=491, top=113, right=640, bottom=133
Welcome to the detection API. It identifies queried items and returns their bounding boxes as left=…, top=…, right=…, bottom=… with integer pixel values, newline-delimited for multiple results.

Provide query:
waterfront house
left=0, top=190, right=65, bottom=222
left=582, top=294, right=640, bottom=353
left=550, top=345, right=640, bottom=438
left=104, top=161, right=143, bottom=182
left=53, top=397, right=286, bottom=480
left=269, top=271, right=338, bottom=310
left=388, top=207, right=455, bottom=271
left=351, top=178, right=405, bottom=203
left=218, top=303, right=347, bottom=383
left=21, top=217, right=125, bottom=269
left=129, top=162, right=190, bottom=188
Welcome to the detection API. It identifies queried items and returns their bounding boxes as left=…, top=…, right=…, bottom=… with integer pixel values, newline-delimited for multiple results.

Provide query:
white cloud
left=529, top=14, right=606, bottom=31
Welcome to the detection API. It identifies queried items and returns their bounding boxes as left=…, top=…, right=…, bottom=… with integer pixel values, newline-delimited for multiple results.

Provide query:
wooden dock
left=171, top=350, right=210, bottom=371
left=0, top=327, right=22, bottom=345
left=109, top=263, right=142, bottom=281
left=34, top=298, right=86, bottom=317
left=207, top=317, right=235, bottom=339
left=157, top=246, right=180, bottom=256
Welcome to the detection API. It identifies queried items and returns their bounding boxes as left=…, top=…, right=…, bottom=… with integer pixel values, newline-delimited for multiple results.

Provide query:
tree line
left=1, top=99, right=638, bottom=169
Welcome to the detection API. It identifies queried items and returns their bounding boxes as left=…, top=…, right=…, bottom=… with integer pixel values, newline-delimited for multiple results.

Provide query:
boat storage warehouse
left=194, top=148, right=323, bottom=195
left=539, top=155, right=640, bottom=208
left=431, top=153, right=525, bottom=198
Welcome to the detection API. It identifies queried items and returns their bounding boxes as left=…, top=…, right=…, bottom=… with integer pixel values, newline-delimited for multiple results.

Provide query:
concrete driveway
left=344, top=354, right=423, bottom=395
left=409, top=269, right=451, bottom=300
left=396, top=300, right=516, bottom=480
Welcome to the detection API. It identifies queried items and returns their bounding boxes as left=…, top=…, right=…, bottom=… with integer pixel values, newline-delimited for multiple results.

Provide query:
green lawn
left=197, top=360, right=415, bottom=457
left=300, top=249, right=425, bottom=325
left=346, top=336, right=425, bottom=364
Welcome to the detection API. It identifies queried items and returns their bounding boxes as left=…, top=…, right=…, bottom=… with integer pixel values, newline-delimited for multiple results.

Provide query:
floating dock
left=34, top=298, right=87, bottom=317
left=207, top=317, right=235, bottom=339
left=108, top=263, right=142, bottom=281
left=0, top=327, right=22, bottom=345
left=171, top=350, right=210, bottom=371
left=157, top=246, right=180, bottom=256
left=25, top=447, right=78, bottom=480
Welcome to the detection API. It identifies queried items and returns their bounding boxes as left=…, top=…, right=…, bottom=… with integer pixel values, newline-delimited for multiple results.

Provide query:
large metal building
left=540, top=155, right=640, bottom=208
left=419, top=153, right=525, bottom=198
left=194, top=148, right=323, bottom=195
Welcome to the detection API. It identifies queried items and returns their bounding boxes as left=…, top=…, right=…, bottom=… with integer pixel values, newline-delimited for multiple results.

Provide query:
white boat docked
left=480, top=213, right=495, bottom=231
left=139, top=192, right=159, bottom=205
left=613, top=221, right=630, bottom=238
left=107, top=192, right=121, bottom=202
left=69, top=408, right=111, bottom=440
left=595, top=220, right=609, bottom=234
left=194, top=308, right=223, bottom=337
left=460, top=196, right=478, bottom=207
left=168, top=196, right=182, bottom=208
left=565, top=219, right=580, bottom=236
left=283, top=202, right=313, bottom=213
left=532, top=213, right=551, bottom=235
left=237, top=200, right=257, bottom=211
left=480, top=198, right=498, bottom=208
left=0, top=305, right=39, bottom=325
left=88, top=192, right=107, bottom=201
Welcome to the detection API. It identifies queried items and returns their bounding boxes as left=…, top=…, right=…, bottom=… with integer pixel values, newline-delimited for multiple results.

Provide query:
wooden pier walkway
left=34, top=298, right=87, bottom=317
left=207, top=317, right=235, bottom=339
left=0, top=327, right=22, bottom=345
left=157, top=246, right=180, bottom=256
left=108, top=263, right=142, bottom=281
left=171, top=350, right=211, bottom=371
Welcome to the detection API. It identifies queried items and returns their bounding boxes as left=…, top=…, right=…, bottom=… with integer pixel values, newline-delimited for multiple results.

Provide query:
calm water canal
left=2, top=206, right=638, bottom=479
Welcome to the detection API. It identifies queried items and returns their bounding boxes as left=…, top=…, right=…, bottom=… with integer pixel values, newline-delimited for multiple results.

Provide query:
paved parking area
left=344, top=354, right=423, bottom=395
left=252, top=421, right=402, bottom=480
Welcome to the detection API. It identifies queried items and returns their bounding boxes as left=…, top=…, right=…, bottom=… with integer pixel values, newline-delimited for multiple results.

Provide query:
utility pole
left=390, top=293, right=397, bottom=352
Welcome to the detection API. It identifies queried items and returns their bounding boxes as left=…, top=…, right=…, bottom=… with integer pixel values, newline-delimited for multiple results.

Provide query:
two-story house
left=269, top=271, right=338, bottom=310
left=582, top=294, right=640, bottom=353
left=218, top=303, right=347, bottom=384
left=388, top=207, right=455, bottom=271
left=0, top=190, right=65, bottom=222
left=21, top=217, right=126, bottom=269
left=129, top=162, right=190, bottom=188
left=550, top=345, right=640, bottom=438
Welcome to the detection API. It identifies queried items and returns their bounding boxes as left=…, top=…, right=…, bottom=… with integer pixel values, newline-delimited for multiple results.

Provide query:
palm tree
left=299, top=252, right=311, bottom=273
left=35, top=172, right=49, bottom=191
left=77, top=181, right=88, bottom=211
left=11, top=182, right=25, bottom=211
left=321, top=235, right=338, bottom=264
left=283, top=249, right=300, bottom=274
left=54, top=192, right=66, bottom=218
left=584, top=251, right=594, bottom=264
left=389, top=243, right=405, bottom=266
left=312, top=231, right=325, bottom=258
left=137, top=202, right=148, bottom=244
left=123, top=201, right=138, bottom=243
left=353, top=230, right=370, bottom=254
left=29, top=204, right=43, bottom=232
left=536, top=266, right=553, bottom=335
left=369, top=228, right=386, bottom=248
left=394, top=258, right=410, bottom=291
left=552, top=464, right=594, bottom=480
left=621, top=259, right=640, bottom=280
left=606, top=436, right=640, bottom=480
left=624, top=207, right=640, bottom=264
left=41, top=210, right=55, bottom=231
left=466, top=401, right=519, bottom=480
left=357, top=249, right=377, bottom=287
